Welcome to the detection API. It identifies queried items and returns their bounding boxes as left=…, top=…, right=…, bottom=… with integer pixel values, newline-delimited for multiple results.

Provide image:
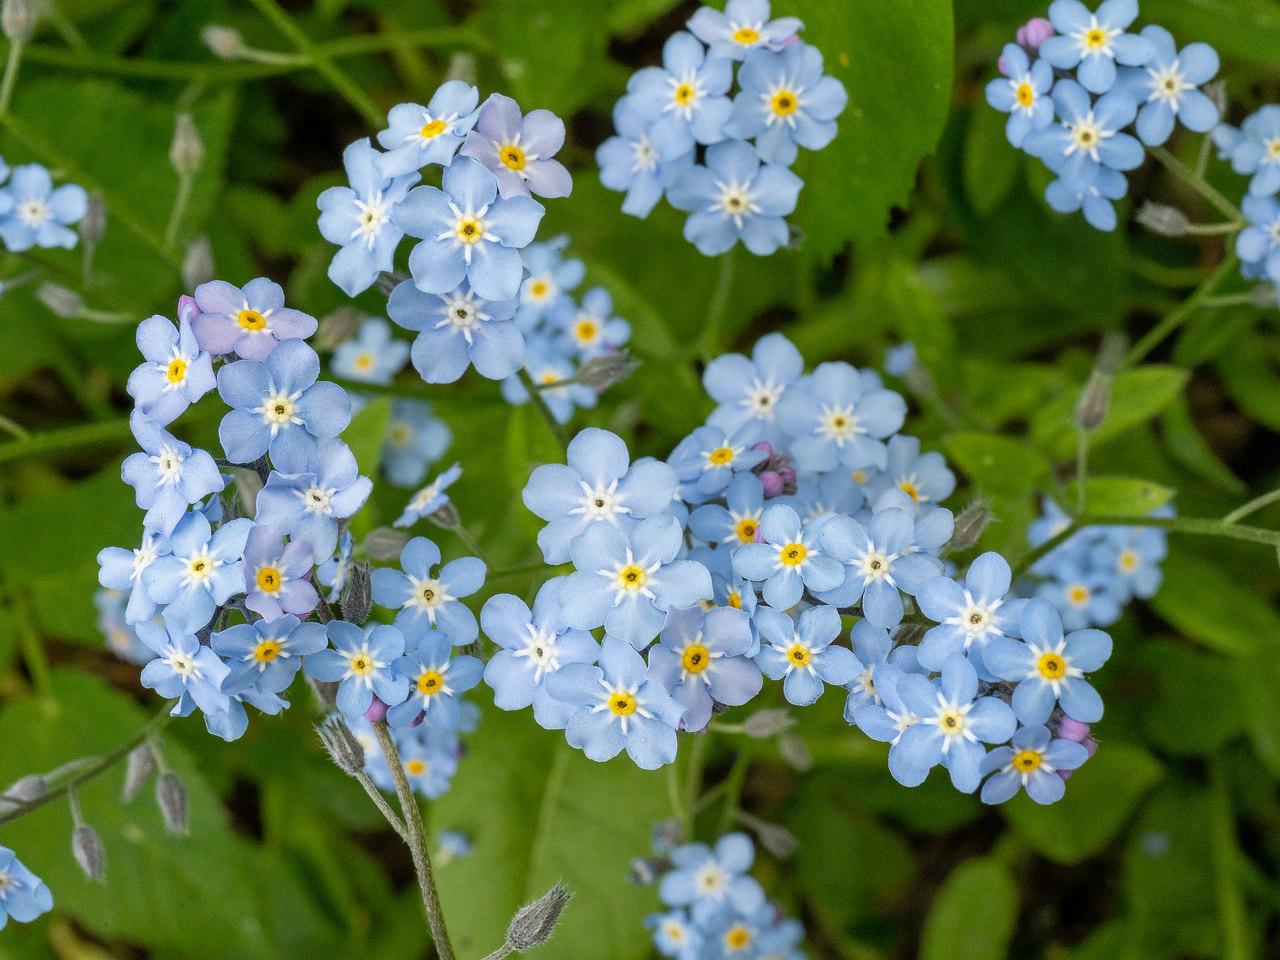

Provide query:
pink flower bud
left=1056, top=716, right=1092, bottom=742
left=1016, top=17, right=1054, bottom=50
left=1082, top=736, right=1097, bottom=758
left=752, top=441, right=774, bottom=456
left=1059, top=769, right=1073, bottom=782
left=364, top=698, right=388, bottom=723
left=408, top=711, right=425, bottom=728
left=778, top=465, right=796, bottom=484
left=760, top=471, right=784, bottom=498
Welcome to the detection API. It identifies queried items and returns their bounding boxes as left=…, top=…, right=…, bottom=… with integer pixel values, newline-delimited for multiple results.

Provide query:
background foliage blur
left=1, top=0, right=1279, bottom=958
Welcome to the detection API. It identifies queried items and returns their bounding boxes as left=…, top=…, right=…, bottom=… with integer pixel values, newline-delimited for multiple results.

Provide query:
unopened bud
left=506, top=882, right=572, bottom=952
left=315, top=306, right=364, bottom=350
left=1075, top=370, right=1112, bottom=431
left=1136, top=201, right=1189, bottom=236
left=1096, top=332, right=1127, bottom=375
left=37, top=283, right=83, bottom=318
left=742, top=708, right=795, bottom=738
left=72, top=825, right=105, bottom=880
left=947, top=498, right=992, bottom=553
left=182, top=236, right=216, bottom=292
left=427, top=502, right=461, bottom=529
left=630, top=857, right=660, bottom=885
left=1, top=774, right=47, bottom=811
left=893, top=622, right=927, bottom=646
left=1250, top=283, right=1277, bottom=308
left=121, top=744, right=155, bottom=802
left=443, top=51, right=477, bottom=86
left=155, top=771, right=188, bottom=834
left=170, top=114, right=205, bottom=176
left=752, top=821, right=799, bottom=859
left=651, top=818, right=684, bottom=855
left=362, top=527, right=411, bottom=561
left=80, top=192, right=106, bottom=250
left=2, top=0, right=35, bottom=43
left=201, top=24, right=246, bottom=60
left=1204, top=79, right=1227, bottom=116
left=317, top=715, right=366, bottom=776
left=339, top=561, right=373, bottom=624
left=776, top=732, right=812, bottom=772
left=1016, top=16, right=1055, bottom=50
left=576, top=351, right=640, bottom=392
left=1055, top=716, right=1091, bottom=742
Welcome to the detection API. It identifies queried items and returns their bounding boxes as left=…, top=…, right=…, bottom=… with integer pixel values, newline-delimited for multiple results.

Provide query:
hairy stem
left=1149, top=145, right=1242, bottom=222
left=1223, top=488, right=1280, bottom=525
left=164, top=172, right=195, bottom=254
left=355, top=772, right=410, bottom=843
left=1124, top=255, right=1238, bottom=368
left=516, top=367, right=570, bottom=456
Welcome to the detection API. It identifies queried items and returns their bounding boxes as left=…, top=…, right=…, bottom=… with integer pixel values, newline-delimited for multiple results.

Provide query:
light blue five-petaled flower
left=0, top=846, right=55, bottom=929
left=985, top=43, right=1055, bottom=149
left=753, top=605, right=857, bottom=707
left=254, top=438, right=373, bottom=562
left=375, top=80, right=481, bottom=177
left=646, top=604, right=762, bottom=731
left=914, top=551, right=1028, bottom=673
left=0, top=163, right=87, bottom=251
left=1116, top=25, right=1219, bottom=146
left=305, top=621, right=411, bottom=718
left=142, top=512, right=253, bottom=631
left=122, top=412, right=225, bottom=537
left=127, top=313, right=217, bottom=426
left=389, top=632, right=484, bottom=729
left=1038, top=0, right=1155, bottom=94
left=656, top=832, right=766, bottom=927
left=371, top=536, right=486, bottom=645
left=626, top=31, right=733, bottom=161
left=387, top=278, right=524, bottom=384
left=732, top=502, right=843, bottom=610
left=687, top=0, right=802, bottom=60
left=213, top=614, right=329, bottom=699
left=979, top=724, right=1090, bottom=805
left=597, top=97, right=694, bottom=219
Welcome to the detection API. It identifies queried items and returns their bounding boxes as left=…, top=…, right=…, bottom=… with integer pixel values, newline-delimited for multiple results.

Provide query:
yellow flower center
left=1085, top=28, right=1107, bottom=48
left=1013, top=749, right=1042, bottom=773
left=851, top=469, right=868, bottom=484
left=1038, top=652, right=1066, bottom=679
left=254, top=640, right=281, bottom=663
left=735, top=518, right=758, bottom=542
left=350, top=653, right=374, bottom=675
left=166, top=358, right=187, bottom=383
left=732, top=27, right=759, bottom=44
left=420, top=119, right=446, bottom=139
left=708, top=447, right=735, bottom=465
left=682, top=644, right=711, bottom=674
left=405, top=759, right=427, bottom=775
left=609, top=692, right=637, bottom=716
left=1268, top=137, right=1280, bottom=160
left=726, top=591, right=743, bottom=610
left=787, top=643, right=811, bottom=667
left=500, top=145, right=526, bottom=170
left=238, top=309, right=267, bottom=331
left=1016, top=82, right=1035, bottom=107
left=355, top=354, right=373, bottom=370
left=388, top=422, right=413, bottom=447
left=1067, top=584, right=1091, bottom=606
left=575, top=319, right=598, bottom=342
left=529, top=280, right=549, bottom=298
left=256, top=566, right=282, bottom=593
left=417, top=670, right=444, bottom=695
left=771, top=90, right=798, bottom=116
left=1118, top=549, right=1139, bottom=572
left=617, top=564, right=647, bottom=591
left=898, top=481, right=919, bottom=503
left=674, top=83, right=696, bottom=105
left=726, top=927, right=752, bottom=950
left=940, top=709, right=965, bottom=733
left=780, top=542, right=807, bottom=566
left=457, top=219, right=483, bottom=243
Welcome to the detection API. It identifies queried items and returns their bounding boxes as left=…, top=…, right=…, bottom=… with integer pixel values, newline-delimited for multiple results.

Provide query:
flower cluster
left=597, top=0, right=847, bottom=256
left=1217, top=110, right=1280, bottom=301
left=0, top=157, right=88, bottom=253
left=987, top=1, right=1220, bottom=230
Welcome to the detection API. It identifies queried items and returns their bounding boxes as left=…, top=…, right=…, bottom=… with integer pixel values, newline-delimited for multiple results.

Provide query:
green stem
left=1149, top=145, right=1242, bottom=222
left=488, top=560, right=567, bottom=580
left=0, top=414, right=29, bottom=440
left=1183, top=222, right=1245, bottom=236
left=1209, top=762, right=1251, bottom=960
left=1195, top=130, right=1214, bottom=179
left=698, top=250, right=735, bottom=361
left=685, top=731, right=708, bottom=830
left=1075, top=429, right=1090, bottom=515
left=0, top=417, right=132, bottom=465
left=716, top=750, right=751, bottom=837
left=667, top=760, right=691, bottom=841
left=516, top=368, right=570, bottom=456
left=1223, top=488, right=1280, bottom=525
left=1124, top=255, right=1238, bottom=368
left=13, top=594, right=53, bottom=699
left=164, top=173, right=195, bottom=254
left=449, top=522, right=486, bottom=563
left=0, top=37, right=24, bottom=115
left=1013, top=523, right=1080, bottom=579
left=355, top=772, right=410, bottom=843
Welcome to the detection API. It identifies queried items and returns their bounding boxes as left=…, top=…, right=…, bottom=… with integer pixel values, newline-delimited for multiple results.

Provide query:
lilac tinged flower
left=387, top=277, right=524, bottom=383
left=724, top=41, right=847, bottom=165
left=318, top=138, right=420, bottom=296
left=775, top=361, right=906, bottom=473
left=1023, top=80, right=1142, bottom=189
left=316, top=530, right=354, bottom=601
left=524, top=427, right=679, bottom=564
left=241, top=523, right=318, bottom=621
left=213, top=614, right=328, bottom=696
left=1116, top=26, right=1219, bottom=146
left=980, top=724, right=1090, bottom=804
left=396, top=461, right=463, bottom=528
left=305, top=621, right=411, bottom=718
left=1236, top=193, right=1280, bottom=284
left=987, top=44, right=1055, bottom=148
left=1038, top=0, right=1155, bottom=94
left=97, top=532, right=172, bottom=623
left=0, top=847, right=54, bottom=928
left=382, top=398, right=452, bottom=489
left=254, top=438, right=373, bottom=561
left=598, top=97, right=695, bottom=219
left=669, top=423, right=768, bottom=497
left=704, top=333, right=804, bottom=444
left=647, top=605, right=761, bottom=730
left=0, top=163, right=86, bottom=251
left=216, top=338, right=352, bottom=471
left=667, top=140, right=802, bottom=256
left=915, top=552, right=1028, bottom=672
left=544, top=635, right=685, bottom=769
left=627, top=32, right=733, bottom=160
left=983, top=598, right=1112, bottom=724
left=753, top=605, right=856, bottom=706
left=732, top=502, right=842, bottom=609
left=127, top=313, right=216, bottom=425
left=1043, top=164, right=1128, bottom=232
left=394, top=156, right=545, bottom=302
left=142, top=513, right=252, bottom=631
left=482, top=579, right=600, bottom=729
left=375, top=81, right=481, bottom=178
left=389, top=632, right=484, bottom=728
left=501, top=342, right=598, bottom=423
left=331, top=317, right=410, bottom=385
left=191, top=278, right=317, bottom=362
left=657, top=833, right=765, bottom=925
left=560, top=515, right=713, bottom=647
left=137, top=619, right=231, bottom=716
left=371, top=536, right=486, bottom=644
left=549, top=286, right=631, bottom=360
left=122, top=412, right=225, bottom=536
left=517, top=234, right=584, bottom=330
left=689, top=472, right=767, bottom=547
left=687, top=0, right=802, bottom=59
left=460, top=93, right=572, bottom=199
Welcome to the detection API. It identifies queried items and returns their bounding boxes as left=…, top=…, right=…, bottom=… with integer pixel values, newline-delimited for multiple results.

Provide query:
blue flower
left=460, top=93, right=573, bottom=199
left=862, top=434, right=955, bottom=513
left=1043, top=163, right=1128, bottom=231
left=0, top=163, right=86, bottom=251
left=1115, top=25, right=1219, bottom=146
left=1027, top=497, right=1089, bottom=574
left=544, top=635, right=684, bottom=768
left=316, top=530, right=355, bottom=601
left=983, top=598, right=1112, bottom=724
left=523, top=427, right=679, bottom=564
left=1236, top=193, right=1280, bottom=285
left=213, top=614, right=328, bottom=697
left=331, top=317, right=410, bottom=385
left=395, top=726, right=462, bottom=798
left=597, top=98, right=695, bottom=219
left=560, top=515, right=713, bottom=647
left=254, top=438, right=374, bottom=561
left=753, top=605, right=856, bottom=706
left=191, top=278, right=318, bottom=362
left=142, top=513, right=253, bottom=631
left=1023, top=80, right=1142, bottom=188
left=216, top=338, right=352, bottom=470
left=96, top=589, right=156, bottom=665
left=849, top=663, right=922, bottom=745
left=774, top=360, right=906, bottom=473
left=305, top=621, right=411, bottom=718
left=986, top=44, right=1055, bottom=149
left=97, top=532, right=172, bottom=623
left=1091, top=519, right=1168, bottom=601
left=435, top=829, right=474, bottom=864
left=127, top=313, right=217, bottom=425
left=646, top=605, right=762, bottom=730
left=375, top=82, right=481, bottom=177
left=915, top=552, right=1028, bottom=672
left=687, top=0, right=803, bottom=60
left=371, top=536, right=486, bottom=644
left=517, top=234, right=584, bottom=330
left=689, top=472, right=766, bottom=547
left=840, top=618, right=901, bottom=717
left=667, top=140, right=802, bottom=256
left=669, top=423, right=769, bottom=497
left=1038, top=0, right=1154, bottom=94
left=732, top=502, right=842, bottom=609
left=695, top=545, right=759, bottom=620
left=1035, top=558, right=1123, bottom=630
left=317, top=138, right=420, bottom=297
left=382, top=398, right=453, bottom=489
left=241, top=523, right=318, bottom=621
left=699, top=902, right=804, bottom=960
left=482, top=579, right=600, bottom=729
left=500, top=340, right=598, bottom=423
left=137, top=619, right=232, bottom=716
left=389, top=632, right=484, bottom=728
left=703, top=334, right=803, bottom=445
left=724, top=42, right=848, bottom=165
left=0, top=847, right=54, bottom=929
left=792, top=470, right=863, bottom=522
left=656, top=832, right=765, bottom=925
left=394, top=155, right=545, bottom=302
left=122, top=413, right=225, bottom=536
left=883, top=653, right=1018, bottom=792
left=626, top=32, right=734, bottom=160
left=387, top=278, right=524, bottom=383
left=549, top=286, right=631, bottom=360
left=884, top=341, right=918, bottom=378
left=648, top=909, right=703, bottom=960
left=979, top=724, right=1089, bottom=804
left=395, top=462, right=463, bottom=528
left=1221, top=106, right=1280, bottom=197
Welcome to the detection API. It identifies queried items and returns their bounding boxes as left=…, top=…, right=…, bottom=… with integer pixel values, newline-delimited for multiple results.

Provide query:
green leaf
left=1216, top=334, right=1280, bottom=433
left=345, top=396, right=393, bottom=480
left=1149, top=547, right=1280, bottom=656
left=1001, top=744, right=1164, bottom=864
left=919, top=857, right=1017, bottom=960
left=1142, top=0, right=1280, bottom=68
left=963, top=105, right=1020, bottom=217
left=945, top=431, right=1052, bottom=500
left=431, top=706, right=669, bottom=960
left=774, top=0, right=955, bottom=262
left=1136, top=643, right=1247, bottom=755
left=1065, top=476, right=1174, bottom=516
left=1031, top=366, right=1190, bottom=460
left=1160, top=396, right=1245, bottom=495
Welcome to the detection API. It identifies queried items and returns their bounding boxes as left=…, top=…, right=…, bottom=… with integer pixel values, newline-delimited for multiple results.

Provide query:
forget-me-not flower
left=0, top=163, right=86, bottom=251
left=597, top=97, right=695, bottom=219
left=382, top=398, right=453, bottom=489
left=549, top=286, right=631, bottom=360
left=648, top=910, right=703, bottom=960
left=915, top=552, right=1028, bottom=672
left=1023, top=79, right=1143, bottom=190
left=704, top=333, right=804, bottom=445
left=1036, top=558, right=1123, bottom=630
left=516, top=234, right=584, bottom=329
left=372, top=536, right=486, bottom=644
left=774, top=360, right=907, bottom=473
left=331, top=316, right=410, bottom=385
left=689, top=472, right=767, bottom=547
left=979, top=724, right=1090, bottom=805
left=305, top=621, right=411, bottom=718
left=753, top=605, right=856, bottom=707
left=137, top=619, right=232, bottom=716
left=122, top=412, right=225, bottom=536
left=240, top=522, right=318, bottom=621
left=191, top=278, right=318, bottom=362
left=254, top=438, right=374, bottom=561
left=1092, top=519, right=1168, bottom=601
left=668, top=423, right=768, bottom=496
left=656, top=833, right=765, bottom=926
left=1221, top=106, right=1280, bottom=197
left=501, top=341, right=598, bottom=423
left=316, top=530, right=354, bottom=601
left=1044, top=164, right=1129, bottom=232
left=1116, top=25, right=1219, bottom=146
left=627, top=32, right=733, bottom=160
left=395, top=461, right=463, bottom=528
left=389, top=632, right=484, bottom=728
left=97, top=532, right=172, bottom=624
left=986, top=43, right=1055, bottom=149
left=460, top=93, right=573, bottom=199
left=127, top=313, right=217, bottom=425
left=862, top=434, right=955, bottom=513
left=647, top=605, right=761, bottom=731
left=213, top=615, right=328, bottom=697
left=387, top=278, right=524, bottom=383
left=95, top=592, right=157, bottom=663
left=1236, top=192, right=1280, bottom=284
left=687, top=0, right=802, bottom=60
left=732, top=502, right=843, bottom=609
left=1038, top=0, right=1155, bottom=94
left=0, top=847, right=54, bottom=929
left=142, top=513, right=252, bottom=631
left=375, top=81, right=481, bottom=178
